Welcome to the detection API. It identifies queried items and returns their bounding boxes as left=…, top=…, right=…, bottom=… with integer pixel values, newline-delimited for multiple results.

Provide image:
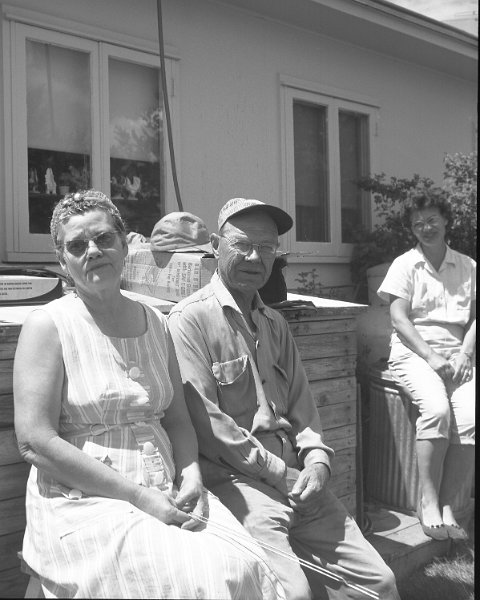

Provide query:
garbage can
left=366, top=361, right=473, bottom=518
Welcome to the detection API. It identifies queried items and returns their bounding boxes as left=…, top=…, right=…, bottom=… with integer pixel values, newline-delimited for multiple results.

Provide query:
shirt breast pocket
left=212, top=355, right=257, bottom=420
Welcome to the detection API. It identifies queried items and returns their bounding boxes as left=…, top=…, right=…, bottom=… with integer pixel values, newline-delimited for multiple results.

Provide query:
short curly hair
left=402, top=186, right=452, bottom=230
left=51, top=190, right=127, bottom=253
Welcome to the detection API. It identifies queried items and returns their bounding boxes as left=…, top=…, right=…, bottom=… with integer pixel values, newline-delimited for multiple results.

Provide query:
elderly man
left=168, top=198, right=399, bottom=600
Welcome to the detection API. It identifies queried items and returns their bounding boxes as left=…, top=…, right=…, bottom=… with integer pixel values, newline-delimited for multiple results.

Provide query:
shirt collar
left=413, top=243, right=456, bottom=267
left=210, top=270, right=271, bottom=318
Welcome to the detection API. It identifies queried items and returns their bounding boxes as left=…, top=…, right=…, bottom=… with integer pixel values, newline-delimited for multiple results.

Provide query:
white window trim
left=280, top=74, right=380, bottom=262
left=2, top=5, right=180, bottom=262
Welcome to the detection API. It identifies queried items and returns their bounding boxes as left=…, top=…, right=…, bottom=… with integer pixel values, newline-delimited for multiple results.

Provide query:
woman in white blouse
left=378, top=187, right=475, bottom=541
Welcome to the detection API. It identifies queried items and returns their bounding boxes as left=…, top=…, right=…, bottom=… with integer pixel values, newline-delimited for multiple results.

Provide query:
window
left=4, top=15, right=177, bottom=261
left=282, top=78, right=378, bottom=258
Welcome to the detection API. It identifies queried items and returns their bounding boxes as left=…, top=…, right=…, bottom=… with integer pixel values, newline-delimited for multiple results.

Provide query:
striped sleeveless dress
left=21, top=294, right=284, bottom=599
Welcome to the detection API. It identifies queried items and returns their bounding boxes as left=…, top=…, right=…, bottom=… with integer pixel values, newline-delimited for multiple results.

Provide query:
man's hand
left=288, top=463, right=330, bottom=514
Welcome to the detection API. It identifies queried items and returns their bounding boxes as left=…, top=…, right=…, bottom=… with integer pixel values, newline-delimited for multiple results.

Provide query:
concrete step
left=364, top=504, right=452, bottom=581
left=363, top=500, right=474, bottom=583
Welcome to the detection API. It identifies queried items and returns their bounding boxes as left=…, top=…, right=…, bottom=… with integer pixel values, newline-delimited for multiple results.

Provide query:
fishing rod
left=190, top=513, right=379, bottom=599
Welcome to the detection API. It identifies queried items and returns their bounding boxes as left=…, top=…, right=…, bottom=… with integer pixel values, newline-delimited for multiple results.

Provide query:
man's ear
left=210, top=233, right=220, bottom=257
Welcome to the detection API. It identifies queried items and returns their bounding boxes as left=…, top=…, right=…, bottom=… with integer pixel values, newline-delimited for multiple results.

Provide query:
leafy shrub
left=350, top=152, right=477, bottom=303
left=442, top=152, right=477, bottom=260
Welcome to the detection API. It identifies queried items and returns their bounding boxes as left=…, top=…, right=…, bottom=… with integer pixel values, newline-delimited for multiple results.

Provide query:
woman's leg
left=440, top=371, right=475, bottom=526
left=439, top=444, right=474, bottom=526
left=389, top=353, right=451, bottom=528
left=415, top=438, right=448, bottom=526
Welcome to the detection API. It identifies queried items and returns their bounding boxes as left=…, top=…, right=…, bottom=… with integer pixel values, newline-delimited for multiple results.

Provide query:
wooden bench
left=0, top=297, right=366, bottom=596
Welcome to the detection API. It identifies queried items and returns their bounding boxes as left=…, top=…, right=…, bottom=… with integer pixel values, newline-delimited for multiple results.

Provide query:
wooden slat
left=311, top=377, right=356, bottom=408
left=303, top=356, right=357, bottom=381
left=323, top=424, right=356, bottom=451
left=329, top=469, right=356, bottom=498
left=0, top=340, right=19, bottom=360
left=331, top=448, right=356, bottom=477
left=295, top=332, right=356, bottom=361
left=318, top=400, right=356, bottom=430
left=281, top=306, right=365, bottom=320
left=0, top=530, right=25, bottom=570
left=0, top=359, right=14, bottom=394
left=0, top=565, right=29, bottom=599
left=0, top=496, right=26, bottom=536
left=288, top=318, right=356, bottom=337
left=0, top=393, right=14, bottom=428
left=0, top=429, right=23, bottom=466
left=0, top=462, right=30, bottom=501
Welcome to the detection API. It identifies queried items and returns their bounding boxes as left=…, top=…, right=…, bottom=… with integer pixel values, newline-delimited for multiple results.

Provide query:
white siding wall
left=0, top=0, right=476, bottom=288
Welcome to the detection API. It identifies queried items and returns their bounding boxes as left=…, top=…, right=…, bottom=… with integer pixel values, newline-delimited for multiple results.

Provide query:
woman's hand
left=175, top=477, right=209, bottom=531
left=132, top=485, right=190, bottom=526
left=450, top=352, right=473, bottom=386
left=426, top=350, right=454, bottom=380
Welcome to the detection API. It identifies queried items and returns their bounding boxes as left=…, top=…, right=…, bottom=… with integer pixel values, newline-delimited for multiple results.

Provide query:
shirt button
left=129, top=366, right=141, bottom=380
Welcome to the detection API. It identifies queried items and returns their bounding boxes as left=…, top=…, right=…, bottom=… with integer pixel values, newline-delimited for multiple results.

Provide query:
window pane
left=339, top=110, right=369, bottom=243
left=27, top=41, right=91, bottom=234
left=293, top=101, right=330, bottom=242
left=109, top=58, right=164, bottom=237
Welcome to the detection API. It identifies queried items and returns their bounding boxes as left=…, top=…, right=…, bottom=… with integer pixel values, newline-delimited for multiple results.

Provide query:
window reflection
left=26, top=41, right=91, bottom=233
left=109, top=58, right=164, bottom=236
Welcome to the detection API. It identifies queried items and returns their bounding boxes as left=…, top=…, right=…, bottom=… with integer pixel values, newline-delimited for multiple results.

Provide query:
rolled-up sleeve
left=377, top=256, right=413, bottom=303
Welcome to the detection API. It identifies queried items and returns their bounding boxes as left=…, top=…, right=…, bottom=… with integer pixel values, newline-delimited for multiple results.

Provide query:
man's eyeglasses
left=412, top=216, right=443, bottom=232
left=61, top=231, right=119, bottom=256
left=220, top=235, right=279, bottom=257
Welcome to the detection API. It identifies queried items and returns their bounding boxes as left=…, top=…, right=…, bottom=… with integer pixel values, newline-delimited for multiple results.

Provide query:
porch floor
left=363, top=500, right=474, bottom=583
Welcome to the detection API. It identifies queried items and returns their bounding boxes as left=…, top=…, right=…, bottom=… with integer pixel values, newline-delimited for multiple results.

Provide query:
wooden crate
left=280, top=306, right=366, bottom=514
left=0, top=323, right=28, bottom=598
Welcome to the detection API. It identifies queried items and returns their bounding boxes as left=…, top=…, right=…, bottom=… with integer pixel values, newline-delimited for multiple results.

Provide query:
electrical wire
left=156, top=0, right=183, bottom=211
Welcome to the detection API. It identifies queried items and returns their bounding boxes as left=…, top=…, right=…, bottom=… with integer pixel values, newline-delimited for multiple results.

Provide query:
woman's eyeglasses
left=62, top=231, right=118, bottom=256
left=220, top=235, right=279, bottom=257
left=412, top=216, right=443, bottom=232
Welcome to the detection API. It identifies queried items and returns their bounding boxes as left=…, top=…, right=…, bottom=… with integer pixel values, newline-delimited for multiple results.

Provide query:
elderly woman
left=13, top=190, right=284, bottom=599
left=378, top=187, right=475, bottom=541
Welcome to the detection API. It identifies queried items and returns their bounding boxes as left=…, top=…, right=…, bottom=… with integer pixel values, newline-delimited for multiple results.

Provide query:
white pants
left=389, top=349, right=475, bottom=444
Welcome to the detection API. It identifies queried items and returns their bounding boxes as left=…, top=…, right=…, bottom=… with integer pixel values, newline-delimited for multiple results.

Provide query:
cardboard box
left=121, top=244, right=217, bottom=302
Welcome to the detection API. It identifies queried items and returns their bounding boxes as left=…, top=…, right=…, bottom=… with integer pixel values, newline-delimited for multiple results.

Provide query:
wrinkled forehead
left=223, top=211, right=279, bottom=240
left=58, top=209, right=115, bottom=238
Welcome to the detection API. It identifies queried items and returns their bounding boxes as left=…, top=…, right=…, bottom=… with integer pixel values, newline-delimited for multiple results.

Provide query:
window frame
left=2, top=7, right=179, bottom=262
left=280, top=75, right=380, bottom=261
